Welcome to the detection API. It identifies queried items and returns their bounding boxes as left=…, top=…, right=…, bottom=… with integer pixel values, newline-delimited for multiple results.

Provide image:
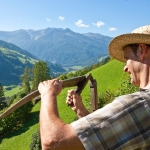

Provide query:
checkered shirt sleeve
left=71, top=91, right=150, bottom=150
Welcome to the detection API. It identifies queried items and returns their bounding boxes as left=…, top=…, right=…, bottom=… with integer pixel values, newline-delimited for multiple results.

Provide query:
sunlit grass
left=4, top=85, right=22, bottom=97
left=0, top=102, right=40, bottom=150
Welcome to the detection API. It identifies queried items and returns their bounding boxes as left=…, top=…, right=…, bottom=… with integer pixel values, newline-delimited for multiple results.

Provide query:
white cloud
left=92, top=21, right=105, bottom=27
left=75, top=19, right=89, bottom=27
left=59, top=16, right=65, bottom=21
left=46, top=18, right=51, bottom=22
left=109, top=27, right=117, bottom=31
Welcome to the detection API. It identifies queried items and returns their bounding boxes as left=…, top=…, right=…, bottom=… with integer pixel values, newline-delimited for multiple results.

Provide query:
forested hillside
left=0, top=40, right=37, bottom=85
left=0, top=40, right=66, bottom=85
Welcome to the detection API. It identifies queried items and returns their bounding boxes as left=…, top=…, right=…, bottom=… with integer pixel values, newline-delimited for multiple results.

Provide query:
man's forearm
left=76, top=107, right=90, bottom=118
left=40, top=93, right=59, bottom=118
left=38, top=80, right=85, bottom=150
left=40, top=93, right=85, bottom=150
left=40, top=93, right=64, bottom=149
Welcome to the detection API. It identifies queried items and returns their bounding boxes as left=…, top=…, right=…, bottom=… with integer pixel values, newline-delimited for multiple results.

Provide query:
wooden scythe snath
left=0, top=74, right=98, bottom=119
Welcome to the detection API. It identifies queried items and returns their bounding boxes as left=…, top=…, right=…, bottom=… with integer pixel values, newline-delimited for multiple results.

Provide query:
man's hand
left=66, top=90, right=89, bottom=118
left=38, top=79, right=62, bottom=97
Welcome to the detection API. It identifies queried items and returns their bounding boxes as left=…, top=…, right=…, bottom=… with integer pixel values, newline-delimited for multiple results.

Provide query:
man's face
left=123, top=46, right=142, bottom=86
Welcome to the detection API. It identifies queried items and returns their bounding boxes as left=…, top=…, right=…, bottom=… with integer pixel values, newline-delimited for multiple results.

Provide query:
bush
left=98, top=75, right=138, bottom=109
left=0, top=92, right=33, bottom=136
left=98, top=90, right=117, bottom=108
left=29, top=129, right=41, bottom=150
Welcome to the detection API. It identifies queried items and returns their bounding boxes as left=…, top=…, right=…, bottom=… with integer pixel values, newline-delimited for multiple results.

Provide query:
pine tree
left=20, top=66, right=31, bottom=94
left=0, top=83, right=7, bottom=110
left=32, top=61, right=50, bottom=90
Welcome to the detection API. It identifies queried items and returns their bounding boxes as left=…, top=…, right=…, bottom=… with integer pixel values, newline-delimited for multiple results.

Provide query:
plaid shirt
left=71, top=85, right=150, bottom=150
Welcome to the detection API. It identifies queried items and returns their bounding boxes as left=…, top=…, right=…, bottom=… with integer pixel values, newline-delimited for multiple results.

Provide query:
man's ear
left=138, top=44, right=147, bottom=60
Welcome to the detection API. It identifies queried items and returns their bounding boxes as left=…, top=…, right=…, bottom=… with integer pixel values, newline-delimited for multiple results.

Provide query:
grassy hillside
left=0, top=59, right=125, bottom=150
left=89, top=59, right=125, bottom=93
left=4, top=85, right=22, bottom=97
left=0, top=46, right=37, bottom=85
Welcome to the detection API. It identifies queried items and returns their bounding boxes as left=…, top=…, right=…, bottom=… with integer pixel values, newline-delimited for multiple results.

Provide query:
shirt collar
left=139, top=84, right=150, bottom=91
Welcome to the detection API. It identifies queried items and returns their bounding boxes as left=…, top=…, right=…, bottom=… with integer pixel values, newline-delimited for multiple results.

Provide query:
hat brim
left=108, top=33, right=150, bottom=62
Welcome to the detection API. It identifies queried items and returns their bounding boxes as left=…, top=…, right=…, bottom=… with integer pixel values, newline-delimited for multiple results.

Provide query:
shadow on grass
left=0, top=110, right=40, bottom=143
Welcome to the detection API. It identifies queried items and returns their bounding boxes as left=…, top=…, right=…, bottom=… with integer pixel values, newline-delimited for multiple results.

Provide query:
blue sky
left=0, top=0, right=150, bottom=37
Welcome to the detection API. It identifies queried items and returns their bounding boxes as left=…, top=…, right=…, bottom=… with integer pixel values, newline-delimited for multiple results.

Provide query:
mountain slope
left=0, top=40, right=37, bottom=85
left=0, top=28, right=113, bottom=67
left=0, top=40, right=66, bottom=85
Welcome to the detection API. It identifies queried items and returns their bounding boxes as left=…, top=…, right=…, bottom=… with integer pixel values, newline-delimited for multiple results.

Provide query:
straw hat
left=108, top=25, right=150, bottom=62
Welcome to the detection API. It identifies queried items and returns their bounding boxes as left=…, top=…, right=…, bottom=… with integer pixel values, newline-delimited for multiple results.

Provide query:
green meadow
left=0, top=59, right=125, bottom=150
left=4, top=85, right=22, bottom=97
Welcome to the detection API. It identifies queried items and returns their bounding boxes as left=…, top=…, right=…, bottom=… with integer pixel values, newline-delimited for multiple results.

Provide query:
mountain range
left=0, top=28, right=113, bottom=67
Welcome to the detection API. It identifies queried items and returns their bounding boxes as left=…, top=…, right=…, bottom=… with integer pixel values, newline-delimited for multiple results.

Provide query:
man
left=38, top=25, right=150, bottom=150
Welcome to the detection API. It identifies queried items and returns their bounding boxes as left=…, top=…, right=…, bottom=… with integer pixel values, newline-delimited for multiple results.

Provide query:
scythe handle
left=0, top=74, right=93, bottom=119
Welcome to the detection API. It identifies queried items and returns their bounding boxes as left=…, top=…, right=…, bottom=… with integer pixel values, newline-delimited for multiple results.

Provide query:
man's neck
left=139, top=64, right=150, bottom=88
